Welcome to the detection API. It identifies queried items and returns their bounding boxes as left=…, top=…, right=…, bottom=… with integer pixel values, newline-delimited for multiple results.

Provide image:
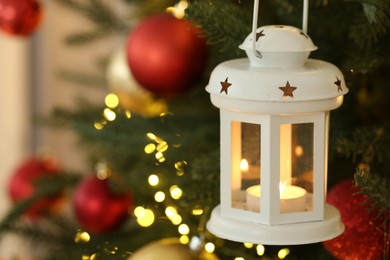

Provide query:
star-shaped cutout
left=279, top=81, right=297, bottom=98
left=334, top=76, right=342, bottom=92
left=256, top=30, right=265, bottom=41
left=220, top=77, right=232, bottom=94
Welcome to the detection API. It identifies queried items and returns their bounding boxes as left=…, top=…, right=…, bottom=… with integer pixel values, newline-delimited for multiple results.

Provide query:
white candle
left=246, top=184, right=307, bottom=213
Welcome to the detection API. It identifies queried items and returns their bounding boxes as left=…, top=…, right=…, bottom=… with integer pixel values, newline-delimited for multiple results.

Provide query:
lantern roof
left=205, top=58, right=348, bottom=103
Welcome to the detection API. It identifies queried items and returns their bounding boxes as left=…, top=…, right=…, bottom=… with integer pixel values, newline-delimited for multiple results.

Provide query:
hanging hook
left=251, top=0, right=261, bottom=58
left=302, top=0, right=309, bottom=34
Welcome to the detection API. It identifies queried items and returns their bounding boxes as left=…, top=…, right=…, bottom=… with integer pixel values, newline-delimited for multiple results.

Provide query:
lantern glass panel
left=231, top=121, right=261, bottom=212
left=279, top=123, right=313, bottom=214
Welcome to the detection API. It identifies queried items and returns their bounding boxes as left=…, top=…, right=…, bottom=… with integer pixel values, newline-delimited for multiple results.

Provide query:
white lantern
left=206, top=0, right=347, bottom=245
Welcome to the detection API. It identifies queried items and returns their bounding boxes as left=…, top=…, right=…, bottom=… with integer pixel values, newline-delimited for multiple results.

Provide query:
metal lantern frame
left=206, top=0, right=346, bottom=245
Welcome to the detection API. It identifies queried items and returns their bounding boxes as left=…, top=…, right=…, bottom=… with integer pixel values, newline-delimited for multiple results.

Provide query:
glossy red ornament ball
left=323, top=178, right=389, bottom=260
left=0, top=0, right=42, bottom=36
left=8, top=156, right=61, bottom=218
left=126, top=13, right=208, bottom=97
left=73, top=175, right=133, bottom=234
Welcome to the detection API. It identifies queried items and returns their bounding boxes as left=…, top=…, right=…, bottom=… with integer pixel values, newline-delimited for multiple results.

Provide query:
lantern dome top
left=239, top=25, right=318, bottom=67
left=205, top=58, right=348, bottom=113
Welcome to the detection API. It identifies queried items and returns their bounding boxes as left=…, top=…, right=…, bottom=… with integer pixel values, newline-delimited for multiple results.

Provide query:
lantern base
left=206, top=203, right=344, bottom=245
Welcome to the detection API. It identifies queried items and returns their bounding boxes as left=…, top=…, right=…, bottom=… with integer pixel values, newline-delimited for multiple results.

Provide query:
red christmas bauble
left=126, top=13, right=208, bottom=97
left=73, top=175, right=133, bottom=234
left=0, top=0, right=42, bottom=36
left=323, top=178, right=389, bottom=259
left=8, top=156, right=61, bottom=218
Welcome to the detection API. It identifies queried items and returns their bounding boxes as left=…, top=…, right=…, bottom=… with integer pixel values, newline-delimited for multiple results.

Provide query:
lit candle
left=246, top=183, right=307, bottom=213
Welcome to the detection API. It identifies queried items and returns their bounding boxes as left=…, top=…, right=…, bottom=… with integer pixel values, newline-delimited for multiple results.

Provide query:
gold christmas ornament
left=106, top=46, right=167, bottom=117
left=129, top=238, right=196, bottom=260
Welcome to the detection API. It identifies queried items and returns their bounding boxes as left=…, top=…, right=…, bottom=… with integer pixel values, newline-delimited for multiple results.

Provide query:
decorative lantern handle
left=251, top=0, right=309, bottom=57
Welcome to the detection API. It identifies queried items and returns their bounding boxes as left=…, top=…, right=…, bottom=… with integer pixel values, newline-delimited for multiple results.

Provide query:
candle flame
left=240, top=159, right=249, bottom=172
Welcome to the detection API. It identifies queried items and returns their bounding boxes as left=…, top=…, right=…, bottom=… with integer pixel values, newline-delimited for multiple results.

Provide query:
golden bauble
left=129, top=238, right=196, bottom=260
left=106, top=46, right=167, bottom=117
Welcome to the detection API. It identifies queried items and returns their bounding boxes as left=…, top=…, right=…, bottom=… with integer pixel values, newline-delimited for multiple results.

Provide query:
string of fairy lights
left=75, top=91, right=293, bottom=259
left=75, top=0, right=293, bottom=257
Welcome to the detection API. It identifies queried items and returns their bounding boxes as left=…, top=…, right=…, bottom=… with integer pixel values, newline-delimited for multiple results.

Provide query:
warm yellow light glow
left=136, top=209, right=155, bottom=227
left=146, top=132, right=157, bottom=141
left=175, top=161, right=187, bottom=176
left=94, top=121, right=104, bottom=130
left=74, top=230, right=90, bottom=243
left=170, top=185, right=183, bottom=199
left=103, top=108, right=116, bottom=121
left=154, top=191, right=165, bottom=202
left=256, top=244, right=265, bottom=256
left=234, top=258, right=244, bottom=260
left=295, top=145, right=304, bottom=157
left=180, top=235, right=189, bottom=244
left=243, top=242, right=253, bottom=248
left=156, top=141, right=168, bottom=152
left=105, top=93, right=119, bottom=108
left=165, top=206, right=178, bottom=218
left=134, top=206, right=146, bottom=218
left=82, top=254, right=98, bottom=260
left=171, top=214, right=182, bottom=225
left=204, top=242, right=215, bottom=253
left=278, top=248, right=290, bottom=259
left=178, top=224, right=190, bottom=235
left=155, top=152, right=164, bottom=160
left=144, top=143, right=156, bottom=154
left=240, top=158, right=249, bottom=172
left=166, top=0, right=188, bottom=19
left=191, top=208, right=203, bottom=215
left=148, top=174, right=159, bottom=186
left=125, top=110, right=131, bottom=119
left=280, top=124, right=292, bottom=182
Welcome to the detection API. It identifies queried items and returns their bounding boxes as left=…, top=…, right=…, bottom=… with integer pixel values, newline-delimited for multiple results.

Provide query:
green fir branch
left=354, top=165, right=390, bottom=225
left=186, top=0, right=252, bottom=58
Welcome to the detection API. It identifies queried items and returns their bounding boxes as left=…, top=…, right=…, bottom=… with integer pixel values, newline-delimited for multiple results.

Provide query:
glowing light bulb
left=156, top=141, right=168, bottom=152
left=165, top=206, right=178, bottom=218
left=74, top=230, right=90, bottom=243
left=180, top=235, right=189, bottom=244
left=103, top=108, right=116, bottom=121
left=144, top=143, right=156, bottom=154
left=171, top=214, right=182, bottom=225
left=278, top=248, right=290, bottom=259
left=170, top=185, right=183, bottom=199
left=243, top=242, right=253, bottom=249
left=136, top=209, right=155, bottom=227
left=256, top=244, right=265, bottom=256
left=191, top=208, right=203, bottom=215
left=94, top=121, right=104, bottom=130
left=105, top=93, right=119, bottom=108
left=154, top=191, right=165, bottom=202
left=178, top=224, right=190, bottom=235
left=134, top=206, right=146, bottom=218
left=148, top=174, right=159, bottom=186
left=204, top=242, right=215, bottom=253
left=146, top=133, right=157, bottom=141
left=125, top=110, right=131, bottom=118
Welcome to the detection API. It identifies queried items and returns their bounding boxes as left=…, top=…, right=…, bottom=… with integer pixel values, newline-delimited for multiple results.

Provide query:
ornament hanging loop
left=251, top=0, right=310, bottom=58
